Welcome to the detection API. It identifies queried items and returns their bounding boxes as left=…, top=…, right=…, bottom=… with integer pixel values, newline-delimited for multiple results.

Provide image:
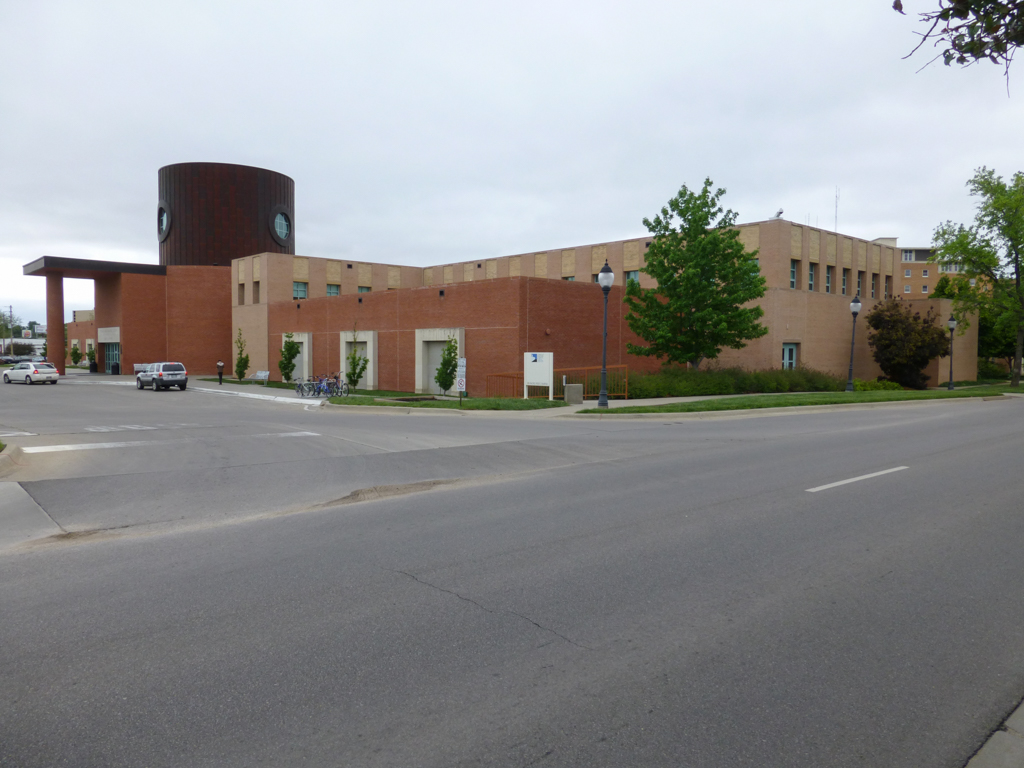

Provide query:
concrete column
left=46, top=272, right=65, bottom=375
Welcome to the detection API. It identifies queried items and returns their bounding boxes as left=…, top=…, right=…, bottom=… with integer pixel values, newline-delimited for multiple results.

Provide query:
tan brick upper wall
left=231, top=221, right=899, bottom=305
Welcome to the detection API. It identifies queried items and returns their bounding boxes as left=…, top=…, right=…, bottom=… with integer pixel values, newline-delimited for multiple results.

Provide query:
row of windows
left=290, top=281, right=370, bottom=300
left=791, top=262, right=886, bottom=298
left=275, top=270, right=650, bottom=303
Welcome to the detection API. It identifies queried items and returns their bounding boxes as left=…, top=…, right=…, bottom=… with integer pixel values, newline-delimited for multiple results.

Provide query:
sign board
left=22, top=330, right=32, bottom=338
left=523, top=352, right=554, bottom=400
left=97, top=326, right=121, bottom=344
left=35, top=324, right=46, bottom=335
left=456, top=357, right=466, bottom=393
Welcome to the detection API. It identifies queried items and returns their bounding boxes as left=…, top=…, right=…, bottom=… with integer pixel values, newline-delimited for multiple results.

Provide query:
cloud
left=2, top=0, right=1021, bottom=321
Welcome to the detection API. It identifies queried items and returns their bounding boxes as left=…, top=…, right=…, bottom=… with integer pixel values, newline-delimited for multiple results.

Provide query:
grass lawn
left=578, top=385, right=1018, bottom=414
left=327, top=395, right=568, bottom=410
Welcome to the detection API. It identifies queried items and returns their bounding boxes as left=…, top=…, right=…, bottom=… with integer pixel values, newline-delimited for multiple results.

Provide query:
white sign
left=523, top=352, right=554, bottom=400
left=455, top=377, right=466, bottom=392
left=21, top=330, right=32, bottom=339
left=97, top=326, right=121, bottom=343
left=36, top=324, right=46, bottom=334
left=456, top=357, right=466, bottom=379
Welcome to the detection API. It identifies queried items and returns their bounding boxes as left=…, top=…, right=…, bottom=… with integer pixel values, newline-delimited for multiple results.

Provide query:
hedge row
left=627, top=367, right=847, bottom=398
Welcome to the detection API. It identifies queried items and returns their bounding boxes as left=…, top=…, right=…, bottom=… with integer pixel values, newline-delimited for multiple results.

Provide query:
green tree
left=279, top=333, right=300, bottom=383
left=896, top=0, right=1023, bottom=74
left=69, top=344, right=83, bottom=366
left=345, top=327, right=369, bottom=392
left=624, top=178, right=768, bottom=370
left=977, top=303, right=1017, bottom=369
left=865, top=299, right=951, bottom=389
left=933, top=167, right=1024, bottom=386
left=434, top=337, right=458, bottom=394
left=234, top=328, right=250, bottom=380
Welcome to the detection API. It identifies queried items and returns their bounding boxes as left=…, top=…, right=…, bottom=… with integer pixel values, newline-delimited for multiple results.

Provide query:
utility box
left=564, top=383, right=583, bottom=405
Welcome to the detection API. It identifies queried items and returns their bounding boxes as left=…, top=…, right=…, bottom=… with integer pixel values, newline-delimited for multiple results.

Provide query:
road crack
left=393, top=570, right=591, bottom=650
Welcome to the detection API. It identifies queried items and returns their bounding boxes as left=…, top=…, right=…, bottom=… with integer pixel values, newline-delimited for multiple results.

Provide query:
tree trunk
left=1014, top=324, right=1023, bottom=388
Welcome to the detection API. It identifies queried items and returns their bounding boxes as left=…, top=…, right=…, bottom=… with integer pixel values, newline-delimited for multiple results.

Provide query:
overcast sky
left=2, top=1, right=1022, bottom=325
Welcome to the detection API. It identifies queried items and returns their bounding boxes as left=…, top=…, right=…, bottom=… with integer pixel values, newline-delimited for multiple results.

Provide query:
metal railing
left=485, top=365, right=628, bottom=399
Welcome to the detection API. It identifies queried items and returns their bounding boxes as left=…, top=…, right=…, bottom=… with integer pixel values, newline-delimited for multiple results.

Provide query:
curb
left=0, top=444, right=25, bottom=479
left=561, top=395, right=1008, bottom=420
left=322, top=402, right=467, bottom=416
left=966, top=698, right=1024, bottom=768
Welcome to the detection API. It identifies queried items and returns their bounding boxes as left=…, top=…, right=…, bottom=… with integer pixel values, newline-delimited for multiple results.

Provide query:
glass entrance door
left=782, top=343, right=797, bottom=370
left=104, top=343, right=121, bottom=374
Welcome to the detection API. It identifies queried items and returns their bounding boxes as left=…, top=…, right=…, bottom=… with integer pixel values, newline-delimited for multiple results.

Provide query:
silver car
left=3, top=362, right=60, bottom=384
left=136, top=362, right=188, bottom=391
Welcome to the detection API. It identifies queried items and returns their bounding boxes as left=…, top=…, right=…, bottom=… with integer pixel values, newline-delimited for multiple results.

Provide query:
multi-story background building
left=30, top=163, right=976, bottom=393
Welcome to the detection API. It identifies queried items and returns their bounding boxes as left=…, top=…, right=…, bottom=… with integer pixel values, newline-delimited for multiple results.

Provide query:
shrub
left=627, top=366, right=844, bottom=398
left=853, top=378, right=903, bottom=391
left=865, top=299, right=950, bottom=389
left=978, top=358, right=1009, bottom=380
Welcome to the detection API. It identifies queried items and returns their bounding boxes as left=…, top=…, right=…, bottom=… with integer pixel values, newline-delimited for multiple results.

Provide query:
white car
left=3, top=362, right=59, bottom=384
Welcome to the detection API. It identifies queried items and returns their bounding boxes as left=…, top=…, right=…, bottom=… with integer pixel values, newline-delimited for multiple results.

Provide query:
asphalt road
left=2, top=376, right=1024, bottom=766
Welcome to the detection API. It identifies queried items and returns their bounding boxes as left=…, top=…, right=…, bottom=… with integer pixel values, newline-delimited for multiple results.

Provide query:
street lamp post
left=845, top=295, right=862, bottom=392
left=947, top=314, right=957, bottom=390
left=597, top=260, right=615, bottom=408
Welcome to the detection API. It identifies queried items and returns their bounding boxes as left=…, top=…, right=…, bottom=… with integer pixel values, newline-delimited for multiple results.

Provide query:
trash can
left=111, top=362, right=120, bottom=375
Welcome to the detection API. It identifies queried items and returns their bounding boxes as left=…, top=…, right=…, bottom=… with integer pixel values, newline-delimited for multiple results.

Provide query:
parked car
left=3, top=362, right=59, bottom=384
left=136, top=362, right=188, bottom=391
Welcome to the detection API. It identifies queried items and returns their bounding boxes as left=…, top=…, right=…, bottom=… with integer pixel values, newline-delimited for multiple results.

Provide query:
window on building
left=238, top=284, right=245, bottom=305
left=626, top=270, right=639, bottom=285
left=562, top=276, right=575, bottom=281
left=922, top=269, right=929, bottom=278
left=871, top=274, right=877, bottom=299
left=905, top=269, right=912, bottom=278
left=293, top=281, right=308, bottom=300
left=327, top=284, right=340, bottom=296
left=253, top=281, right=260, bottom=303
left=922, top=285, right=929, bottom=293
left=902, top=250, right=915, bottom=262
left=782, top=343, right=798, bottom=371
left=904, top=285, right=911, bottom=293
left=842, top=268, right=849, bottom=295
left=970, top=278, right=977, bottom=286
left=825, top=266, right=833, bottom=294
left=808, top=263, right=816, bottom=291
left=790, top=260, right=798, bottom=289
left=857, top=271, right=864, bottom=295
left=357, top=286, right=371, bottom=294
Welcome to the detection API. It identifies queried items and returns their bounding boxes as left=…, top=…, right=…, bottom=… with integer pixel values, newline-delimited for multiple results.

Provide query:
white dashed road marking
left=806, top=466, right=909, bottom=493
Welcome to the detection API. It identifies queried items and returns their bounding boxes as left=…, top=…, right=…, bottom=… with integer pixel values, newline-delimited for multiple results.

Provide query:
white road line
left=806, top=466, right=909, bottom=493
left=191, top=386, right=324, bottom=405
left=21, top=439, right=191, bottom=453
left=21, top=432, right=319, bottom=453
left=0, top=431, right=37, bottom=437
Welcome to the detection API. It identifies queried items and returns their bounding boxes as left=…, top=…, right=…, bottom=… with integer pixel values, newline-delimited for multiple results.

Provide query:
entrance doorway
left=104, top=342, right=121, bottom=374
left=782, top=343, right=798, bottom=370
left=424, top=340, right=447, bottom=395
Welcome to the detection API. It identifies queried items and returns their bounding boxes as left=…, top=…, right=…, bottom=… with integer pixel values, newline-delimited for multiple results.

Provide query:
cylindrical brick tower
left=157, top=162, right=295, bottom=266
